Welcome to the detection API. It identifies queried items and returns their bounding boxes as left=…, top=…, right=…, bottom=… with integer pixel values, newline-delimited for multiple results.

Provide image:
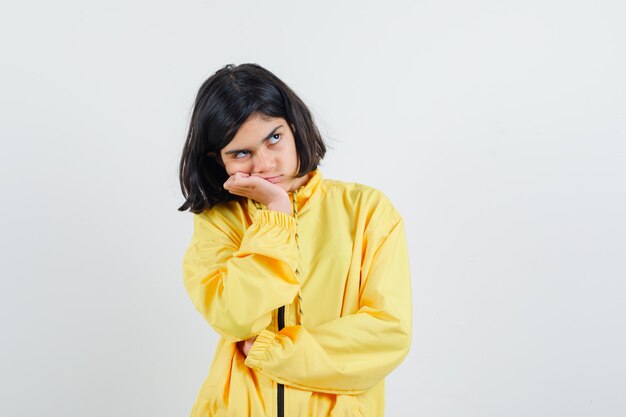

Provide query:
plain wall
left=1, top=1, right=625, bottom=416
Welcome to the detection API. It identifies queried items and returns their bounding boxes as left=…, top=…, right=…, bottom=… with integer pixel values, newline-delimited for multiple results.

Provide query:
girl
left=179, top=63, right=411, bottom=417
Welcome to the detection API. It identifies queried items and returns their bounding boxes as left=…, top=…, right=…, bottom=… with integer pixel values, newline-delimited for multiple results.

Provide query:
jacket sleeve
left=243, top=218, right=412, bottom=394
left=182, top=208, right=301, bottom=342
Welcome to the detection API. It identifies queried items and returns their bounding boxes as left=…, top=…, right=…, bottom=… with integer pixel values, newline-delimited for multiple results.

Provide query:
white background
left=1, top=1, right=625, bottom=416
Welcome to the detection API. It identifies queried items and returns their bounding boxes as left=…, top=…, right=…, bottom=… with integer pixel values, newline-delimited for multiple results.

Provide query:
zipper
left=277, top=306, right=285, bottom=417
left=277, top=190, right=296, bottom=417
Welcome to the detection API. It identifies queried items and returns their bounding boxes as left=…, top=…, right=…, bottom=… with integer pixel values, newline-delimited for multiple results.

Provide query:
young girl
left=179, top=63, right=411, bottom=417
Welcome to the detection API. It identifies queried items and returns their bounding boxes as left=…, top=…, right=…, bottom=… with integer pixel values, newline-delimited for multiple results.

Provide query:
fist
left=238, top=336, right=257, bottom=357
left=223, top=172, right=291, bottom=214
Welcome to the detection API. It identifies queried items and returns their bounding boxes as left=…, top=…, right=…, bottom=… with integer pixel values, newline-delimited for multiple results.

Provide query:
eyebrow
left=223, top=125, right=284, bottom=155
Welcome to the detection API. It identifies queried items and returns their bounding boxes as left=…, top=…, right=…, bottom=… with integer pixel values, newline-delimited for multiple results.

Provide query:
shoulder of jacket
left=322, top=178, right=402, bottom=224
left=322, top=178, right=380, bottom=195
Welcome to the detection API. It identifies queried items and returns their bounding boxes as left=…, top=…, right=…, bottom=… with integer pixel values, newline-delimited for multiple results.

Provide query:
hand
left=238, top=336, right=257, bottom=357
left=224, top=172, right=292, bottom=214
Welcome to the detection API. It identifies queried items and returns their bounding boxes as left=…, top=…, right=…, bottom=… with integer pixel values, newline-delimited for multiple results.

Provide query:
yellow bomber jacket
left=182, top=169, right=412, bottom=417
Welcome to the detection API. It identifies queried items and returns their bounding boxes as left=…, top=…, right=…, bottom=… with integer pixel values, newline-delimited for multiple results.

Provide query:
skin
left=211, top=112, right=311, bottom=355
left=240, top=337, right=256, bottom=357
left=215, top=113, right=310, bottom=215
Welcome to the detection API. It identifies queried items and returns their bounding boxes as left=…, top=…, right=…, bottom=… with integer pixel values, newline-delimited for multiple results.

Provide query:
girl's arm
left=182, top=208, right=301, bottom=342
left=243, top=218, right=412, bottom=394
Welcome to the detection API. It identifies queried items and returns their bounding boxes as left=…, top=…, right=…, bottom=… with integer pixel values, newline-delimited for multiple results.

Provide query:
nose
left=252, top=148, right=274, bottom=173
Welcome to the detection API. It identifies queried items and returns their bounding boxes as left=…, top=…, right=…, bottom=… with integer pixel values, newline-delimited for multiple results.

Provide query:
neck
left=288, top=172, right=311, bottom=192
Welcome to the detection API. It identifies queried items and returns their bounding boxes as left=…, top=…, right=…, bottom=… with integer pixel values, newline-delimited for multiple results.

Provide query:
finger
left=232, top=177, right=260, bottom=190
left=232, top=171, right=250, bottom=179
left=224, top=172, right=250, bottom=188
left=225, top=184, right=256, bottom=196
left=227, top=186, right=255, bottom=196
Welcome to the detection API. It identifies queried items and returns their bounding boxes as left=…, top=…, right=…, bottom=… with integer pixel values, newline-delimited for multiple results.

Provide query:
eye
left=267, top=133, right=281, bottom=145
left=234, top=150, right=250, bottom=159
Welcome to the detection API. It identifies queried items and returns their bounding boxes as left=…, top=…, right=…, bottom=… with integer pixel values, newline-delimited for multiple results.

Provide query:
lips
left=263, top=175, right=282, bottom=183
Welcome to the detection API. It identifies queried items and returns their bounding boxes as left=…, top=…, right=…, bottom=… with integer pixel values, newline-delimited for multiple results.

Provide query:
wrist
left=266, top=195, right=292, bottom=215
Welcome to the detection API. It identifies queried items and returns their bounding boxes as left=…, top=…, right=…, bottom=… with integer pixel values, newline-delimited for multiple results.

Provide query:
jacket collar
left=289, top=169, right=322, bottom=210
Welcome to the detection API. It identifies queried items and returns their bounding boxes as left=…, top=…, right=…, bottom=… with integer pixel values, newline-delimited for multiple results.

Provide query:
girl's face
left=219, top=113, right=309, bottom=192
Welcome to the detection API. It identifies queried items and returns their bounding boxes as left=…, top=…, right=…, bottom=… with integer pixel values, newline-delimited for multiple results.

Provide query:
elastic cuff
left=253, top=210, right=296, bottom=233
left=244, top=329, right=276, bottom=370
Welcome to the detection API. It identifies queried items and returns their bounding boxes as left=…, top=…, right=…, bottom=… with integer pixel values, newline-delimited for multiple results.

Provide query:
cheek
left=223, top=159, right=249, bottom=175
left=289, top=148, right=300, bottom=168
left=280, top=142, right=297, bottom=165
